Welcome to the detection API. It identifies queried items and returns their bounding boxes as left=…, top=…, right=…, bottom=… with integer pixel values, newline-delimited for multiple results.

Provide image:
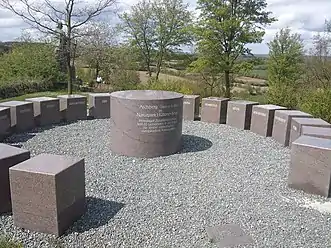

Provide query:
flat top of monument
left=0, top=143, right=29, bottom=160
left=0, top=106, right=9, bottom=111
left=58, top=94, right=86, bottom=99
left=184, top=94, right=200, bottom=99
left=111, top=90, right=183, bottom=100
left=10, top=153, right=83, bottom=175
left=0, top=100, right=32, bottom=107
left=205, top=97, right=229, bottom=101
left=26, top=97, right=58, bottom=102
left=275, top=110, right=312, bottom=117
left=292, top=117, right=331, bottom=126
left=254, top=104, right=287, bottom=110
left=293, top=135, right=331, bottom=150
left=302, top=126, right=331, bottom=136
left=89, top=93, right=111, bottom=97
left=230, top=100, right=259, bottom=105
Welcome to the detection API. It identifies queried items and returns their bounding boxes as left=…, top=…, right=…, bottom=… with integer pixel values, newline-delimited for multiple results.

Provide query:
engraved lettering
left=101, top=100, right=108, bottom=104
left=205, top=103, right=217, bottom=108
left=275, top=116, right=286, bottom=123
left=46, top=104, right=55, bottom=108
left=184, top=101, right=191, bottom=105
left=69, top=101, right=85, bottom=106
left=19, top=108, right=31, bottom=113
left=0, top=115, right=8, bottom=120
left=293, top=125, right=297, bottom=131
left=232, top=107, right=240, bottom=111
left=253, top=111, right=266, bottom=117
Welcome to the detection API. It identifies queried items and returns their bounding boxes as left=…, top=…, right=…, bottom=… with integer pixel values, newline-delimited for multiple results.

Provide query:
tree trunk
left=224, top=70, right=231, bottom=98
left=96, top=60, right=100, bottom=77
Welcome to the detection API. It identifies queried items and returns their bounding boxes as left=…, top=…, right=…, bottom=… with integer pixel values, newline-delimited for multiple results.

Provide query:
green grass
left=0, top=91, right=89, bottom=102
left=0, top=236, right=23, bottom=248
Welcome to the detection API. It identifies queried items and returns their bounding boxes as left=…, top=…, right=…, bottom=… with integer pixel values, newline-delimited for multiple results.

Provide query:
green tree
left=0, top=43, right=63, bottom=82
left=121, top=0, right=192, bottom=80
left=193, top=0, right=275, bottom=98
left=267, top=28, right=304, bottom=108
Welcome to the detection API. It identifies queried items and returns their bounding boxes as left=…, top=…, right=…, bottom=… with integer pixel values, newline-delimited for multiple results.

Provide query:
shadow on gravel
left=67, top=197, right=125, bottom=234
left=179, top=134, right=213, bottom=153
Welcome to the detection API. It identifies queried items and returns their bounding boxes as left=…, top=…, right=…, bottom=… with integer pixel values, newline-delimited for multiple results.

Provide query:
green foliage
left=267, top=28, right=304, bottom=108
left=0, top=43, right=63, bottom=82
left=299, top=89, right=331, bottom=123
left=193, top=0, right=276, bottom=97
left=139, top=78, right=195, bottom=95
left=0, top=236, right=23, bottom=248
left=121, top=0, right=193, bottom=78
left=0, top=80, right=56, bottom=99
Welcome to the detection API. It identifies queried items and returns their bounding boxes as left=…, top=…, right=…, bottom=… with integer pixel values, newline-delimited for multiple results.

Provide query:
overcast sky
left=1, top=0, right=331, bottom=54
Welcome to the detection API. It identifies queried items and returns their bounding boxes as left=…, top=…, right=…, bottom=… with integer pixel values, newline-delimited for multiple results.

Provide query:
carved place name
left=139, top=104, right=179, bottom=110
left=101, top=100, right=108, bottom=104
left=136, top=112, right=178, bottom=118
left=0, top=115, right=8, bottom=120
left=69, top=101, right=85, bottom=106
left=292, top=125, right=297, bottom=131
left=275, top=116, right=286, bottom=123
left=183, top=101, right=191, bottom=105
left=46, top=104, right=55, bottom=108
left=253, top=111, right=266, bottom=117
left=19, top=108, right=31, bottom=113
left=205, top=103, right=217, bottom=108
left=232, top=107, right=240, bottom=111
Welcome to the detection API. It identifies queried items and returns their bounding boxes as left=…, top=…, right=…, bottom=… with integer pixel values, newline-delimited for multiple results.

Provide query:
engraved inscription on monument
left=136, top=104, right=179, bottom=133
left=275, top=116, right=286, bottom=123
left=253, top=111, right=266, bottom=117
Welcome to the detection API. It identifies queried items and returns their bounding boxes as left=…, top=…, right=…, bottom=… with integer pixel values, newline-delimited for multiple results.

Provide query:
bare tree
left=0, top=0, right=117, bottom=94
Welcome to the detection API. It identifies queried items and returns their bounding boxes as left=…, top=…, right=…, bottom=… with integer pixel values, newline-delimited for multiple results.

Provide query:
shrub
left=299, top=88, right=331, bottom=123
left=0, top=79, right=56, bottom=99
left=0, top=236, right=23, bottom=248
left=138, top=78, right=195, bottom=95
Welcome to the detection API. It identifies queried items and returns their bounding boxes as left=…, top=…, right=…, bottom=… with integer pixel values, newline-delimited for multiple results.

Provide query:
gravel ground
left=2, top=119, right=331, bottom=248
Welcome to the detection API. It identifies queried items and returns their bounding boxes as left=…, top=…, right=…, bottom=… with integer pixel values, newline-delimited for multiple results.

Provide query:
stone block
left=183, top=95, right=200, bottom=121
left=301, top=126, right=331, bottom=140
left=201, top=97, right=229, bottom=124
left=88, top=93, right=111, bottom=119
left=0, top=101, right=34, bottom=132
left=9, top=154, right=86, bottom=236
left=250, top=104, right=286, bottom=137
left=58, top=95, right=87, bottom=122
left=289, top=117, right=331, bottom=145
left=0, top=107, right=11, bottom=140
left=272, top=110, right=312, bottom=146
left=0, top=144, right=30, bottom=213
left=226, top=100, right=259, bottom=130
left=289, top=135, right=331, bottom=197
left=110, top=90, right=183, bottom=158
left=25, top=97, right=61, bottom=126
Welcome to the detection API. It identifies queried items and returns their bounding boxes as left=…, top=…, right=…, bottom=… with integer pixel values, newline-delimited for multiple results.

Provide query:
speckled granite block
left=226, top=100, right=259, bottom=130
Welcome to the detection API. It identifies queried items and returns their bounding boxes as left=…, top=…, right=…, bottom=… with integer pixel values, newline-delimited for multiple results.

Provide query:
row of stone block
left=0, top=143, right=85, bottom=236
left=0, top=93, right=112, bottom=139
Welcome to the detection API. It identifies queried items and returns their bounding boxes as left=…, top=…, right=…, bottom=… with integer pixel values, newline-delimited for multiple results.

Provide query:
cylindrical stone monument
left=110, top=90, right=183, bottom=158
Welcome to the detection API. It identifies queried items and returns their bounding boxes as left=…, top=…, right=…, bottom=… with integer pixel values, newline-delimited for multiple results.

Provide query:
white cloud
left=1, top=0, right=331, bottom=54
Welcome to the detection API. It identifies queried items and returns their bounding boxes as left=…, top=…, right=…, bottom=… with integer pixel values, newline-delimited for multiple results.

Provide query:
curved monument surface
left=110, top=90, right=183, bottom=158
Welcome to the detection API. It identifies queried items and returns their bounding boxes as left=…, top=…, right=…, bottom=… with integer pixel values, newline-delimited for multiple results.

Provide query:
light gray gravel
left=2, top=119, right=331, bottom=248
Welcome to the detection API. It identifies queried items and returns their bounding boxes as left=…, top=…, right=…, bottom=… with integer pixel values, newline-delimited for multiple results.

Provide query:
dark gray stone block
left=183, top=95, right=200, bottom=121
left=201, top=97, right=229, bottom=124
left=289, top=118, right=331, bottom=146
left=206, top=224, right=253, bottom=247
left=226, top=100, right=259, bottom=130
left=9, top=154, right=86, bottom=236
left=289, top=135, right=331, bottom=197
left=88, top=93, right=111, bottom=119
left=0, top=101, right=34, bottom=132
left=58, top=95, right=87, bottom=122
left=110, top=90, right=183, bottom=158
left=25, top=97, right=61, bottom=126
left=301, top=126, right=331, bottom=139
left=0, top=107, right=11, bottom=140
left=0, top=144, right=30, bottom=214
left=250, top=104, right=286, bottom=137
left=272, top=110, right=312, bottom=146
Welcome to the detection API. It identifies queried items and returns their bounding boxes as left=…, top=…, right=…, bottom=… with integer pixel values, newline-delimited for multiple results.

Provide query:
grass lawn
left=0, top=236, right=22, bottom=248
left=0, top=91, right=89, bottom=103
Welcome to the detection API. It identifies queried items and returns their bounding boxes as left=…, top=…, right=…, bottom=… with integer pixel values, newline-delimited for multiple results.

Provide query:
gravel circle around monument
left=2, top=119, right=331, bottom=247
